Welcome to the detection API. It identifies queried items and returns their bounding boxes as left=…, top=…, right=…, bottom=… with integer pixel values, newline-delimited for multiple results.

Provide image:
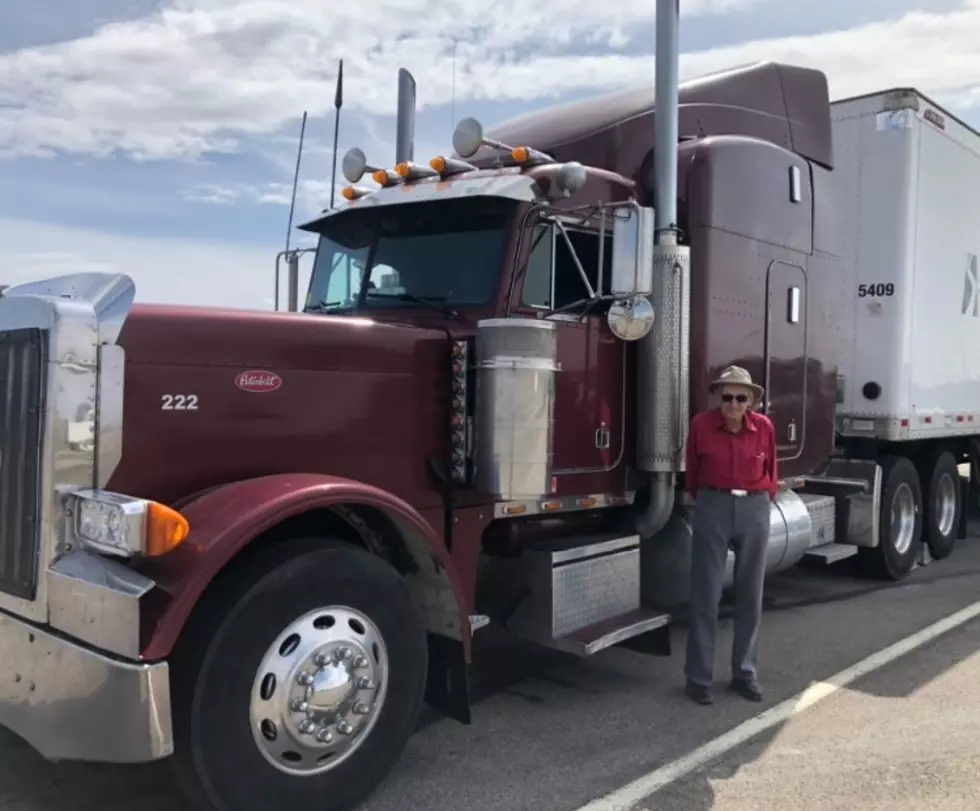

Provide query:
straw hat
left=709, top=365, right=764, bottom=401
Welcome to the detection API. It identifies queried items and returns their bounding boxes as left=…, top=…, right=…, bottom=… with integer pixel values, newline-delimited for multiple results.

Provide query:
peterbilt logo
left=235, top=370, right=282, bottom=392
left=963, top=253, right=979, bottom=317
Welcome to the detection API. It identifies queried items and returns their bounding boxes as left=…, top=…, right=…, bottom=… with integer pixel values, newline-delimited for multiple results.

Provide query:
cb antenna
left=284, top=110, right=308, bottom=254
left=451, top=39, right=457, bottom=135
left=329, top=58, right=345, bottom=209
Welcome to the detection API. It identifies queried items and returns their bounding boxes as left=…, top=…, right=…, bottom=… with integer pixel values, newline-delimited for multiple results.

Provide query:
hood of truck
left=108, top=303, right=453, bottom=510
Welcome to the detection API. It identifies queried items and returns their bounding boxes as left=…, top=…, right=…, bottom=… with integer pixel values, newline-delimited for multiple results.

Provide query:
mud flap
left=958, top=473, right=972, bottom=538
left=424, top=633, right=472, bottom=724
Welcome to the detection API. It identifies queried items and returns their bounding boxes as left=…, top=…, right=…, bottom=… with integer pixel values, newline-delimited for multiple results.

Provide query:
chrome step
left=803, top=542, right=858, bottom=564
left=550, top=607, right=671, bottom=657
left=479, top=531, right=671, bottom=656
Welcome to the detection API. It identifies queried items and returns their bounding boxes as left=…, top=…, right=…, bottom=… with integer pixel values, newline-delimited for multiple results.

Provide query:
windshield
left=305, top=196, right=516, bottom=314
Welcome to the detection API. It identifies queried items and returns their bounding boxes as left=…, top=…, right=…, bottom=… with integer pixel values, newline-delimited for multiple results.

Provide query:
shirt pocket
left=743, top=447, right=766, bottom=480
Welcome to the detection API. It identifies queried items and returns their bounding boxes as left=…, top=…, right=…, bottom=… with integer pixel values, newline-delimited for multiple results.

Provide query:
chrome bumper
left=0, top=609, right=172, bottom=763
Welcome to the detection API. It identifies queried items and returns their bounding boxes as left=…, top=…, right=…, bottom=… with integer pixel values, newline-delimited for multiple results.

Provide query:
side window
left=520, top=224, right=553, bottom=309
left=520, top=222, right=613, bottom=310
left=559, top=227, right=613, bottom=305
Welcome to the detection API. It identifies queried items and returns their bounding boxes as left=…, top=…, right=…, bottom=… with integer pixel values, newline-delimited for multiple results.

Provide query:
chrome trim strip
left=494, top=490, right=635, bottom=519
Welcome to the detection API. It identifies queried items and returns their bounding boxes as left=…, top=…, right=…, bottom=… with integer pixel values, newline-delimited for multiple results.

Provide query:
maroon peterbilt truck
left=0, top=58, right=972, bottom=811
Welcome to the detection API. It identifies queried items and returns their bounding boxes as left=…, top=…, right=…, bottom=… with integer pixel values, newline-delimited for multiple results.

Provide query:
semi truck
left=0, top=43, right=978, bottom=811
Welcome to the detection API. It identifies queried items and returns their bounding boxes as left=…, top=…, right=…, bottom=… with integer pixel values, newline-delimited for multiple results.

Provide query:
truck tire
left=920, top=449, right=960, bottom=560
left=170, top=537, right=428, bottom=811
left=856, top=455, right=922, bottom=581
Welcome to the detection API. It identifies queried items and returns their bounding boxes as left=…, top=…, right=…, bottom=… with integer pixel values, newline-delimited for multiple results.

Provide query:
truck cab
left=301, top=163, right=637, bottom=497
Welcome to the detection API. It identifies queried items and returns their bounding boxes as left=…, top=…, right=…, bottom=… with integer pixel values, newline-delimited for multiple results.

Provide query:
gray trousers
left=684, top=488, right=771, bottom=687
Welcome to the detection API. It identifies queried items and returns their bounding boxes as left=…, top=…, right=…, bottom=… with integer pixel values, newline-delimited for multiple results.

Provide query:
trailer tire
left=170, top=536, right=427, bottom=811
left=920, top=449, right=960, bottom=561
left=856, top=455, right=922, bottom=581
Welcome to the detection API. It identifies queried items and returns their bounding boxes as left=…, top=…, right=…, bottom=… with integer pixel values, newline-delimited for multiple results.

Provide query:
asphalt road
left=641, top=614, right=980, bottom=811
left=2, top=521, right=980, bottom=811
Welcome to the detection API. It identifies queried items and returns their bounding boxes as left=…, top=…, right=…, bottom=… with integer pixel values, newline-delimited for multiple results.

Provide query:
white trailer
left=822, top=88, right=980, bottom=579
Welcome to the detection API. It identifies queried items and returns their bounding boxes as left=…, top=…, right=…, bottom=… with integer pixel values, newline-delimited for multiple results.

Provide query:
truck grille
left=0, top=328, right=47, bottom=600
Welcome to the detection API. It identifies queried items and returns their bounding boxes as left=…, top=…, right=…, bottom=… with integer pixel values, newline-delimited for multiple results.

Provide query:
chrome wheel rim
left=935, top=472, right=958, bottom=537
left=890, top=482, right=917, bottom=555
left=249, top=606, right=389, bottom=776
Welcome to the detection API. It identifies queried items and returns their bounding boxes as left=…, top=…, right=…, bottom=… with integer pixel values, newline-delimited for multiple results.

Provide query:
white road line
left=572, top=600, right=980, bottom=811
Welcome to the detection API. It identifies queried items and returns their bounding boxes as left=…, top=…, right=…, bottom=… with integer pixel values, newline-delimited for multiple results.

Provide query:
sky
left=0, top=0, right=976, bottom=310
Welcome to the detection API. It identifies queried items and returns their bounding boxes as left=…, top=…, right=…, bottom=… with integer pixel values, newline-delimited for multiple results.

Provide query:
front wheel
left=171, top=537, right=428, bottom=811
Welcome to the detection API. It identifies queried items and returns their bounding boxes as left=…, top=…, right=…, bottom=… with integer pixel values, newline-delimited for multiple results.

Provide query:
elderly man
left=683, top=365, right=778, bottom=706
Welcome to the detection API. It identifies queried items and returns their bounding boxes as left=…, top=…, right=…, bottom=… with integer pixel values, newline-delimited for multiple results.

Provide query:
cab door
left=764, top=259, right=807, bottom=461
left=511, top=214, right=625, bottom=484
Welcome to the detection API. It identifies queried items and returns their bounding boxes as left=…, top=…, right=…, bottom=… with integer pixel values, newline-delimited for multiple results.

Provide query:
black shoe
left=684, top=682, right=713, bottom=705
left=729, top=679, right=763, bottom=702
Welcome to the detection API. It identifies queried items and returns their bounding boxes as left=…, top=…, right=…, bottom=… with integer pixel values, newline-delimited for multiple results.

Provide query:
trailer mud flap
left=958, top=474, right=971, bottom=538
left=424, top=633, right=471, bottom=724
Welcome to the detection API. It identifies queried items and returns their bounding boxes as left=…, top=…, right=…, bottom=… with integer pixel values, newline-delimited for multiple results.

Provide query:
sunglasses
left=721, top=393, right=749, bottom=404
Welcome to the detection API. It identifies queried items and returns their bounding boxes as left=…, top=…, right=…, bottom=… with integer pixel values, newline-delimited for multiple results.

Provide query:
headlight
left=69, top=489, right=190, bottom=558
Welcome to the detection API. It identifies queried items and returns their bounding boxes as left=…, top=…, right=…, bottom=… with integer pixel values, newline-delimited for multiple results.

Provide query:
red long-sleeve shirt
left=685, top=408, right=778, bottom=499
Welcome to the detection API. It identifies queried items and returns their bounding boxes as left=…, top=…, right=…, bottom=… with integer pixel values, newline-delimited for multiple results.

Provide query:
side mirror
left=610, top=204, right=654, bottom=298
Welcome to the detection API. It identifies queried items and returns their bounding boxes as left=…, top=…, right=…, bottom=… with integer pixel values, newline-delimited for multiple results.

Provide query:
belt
left=701, top=486, right=766, bottom=498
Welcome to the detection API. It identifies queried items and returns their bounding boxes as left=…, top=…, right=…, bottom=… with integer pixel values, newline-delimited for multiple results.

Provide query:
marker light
left=511, top=145, right=554, bottom=166
left=395, top=161, right=439, bottom=180
left=146, top=501, right=191, bottom=556
left=342, top=185, right=373, bottom=201
left=372, top=169, right=401, bottom=187
left=429, top=156, right=478, bottom=177
left=449, top=340, right=471, bottom=483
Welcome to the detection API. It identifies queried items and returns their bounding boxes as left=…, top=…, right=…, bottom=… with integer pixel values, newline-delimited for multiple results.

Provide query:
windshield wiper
left=366, top=291, right=459, bottom=318
left=305, top=300, right=355, bottom=314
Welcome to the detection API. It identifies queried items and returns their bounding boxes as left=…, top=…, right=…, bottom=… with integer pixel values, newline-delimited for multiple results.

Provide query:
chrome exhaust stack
left=634, top=0, right=691, bottom=538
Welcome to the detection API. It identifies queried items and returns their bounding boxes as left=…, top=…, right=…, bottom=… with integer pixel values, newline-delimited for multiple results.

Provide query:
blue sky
left=0, top=0, right=975, bottom=308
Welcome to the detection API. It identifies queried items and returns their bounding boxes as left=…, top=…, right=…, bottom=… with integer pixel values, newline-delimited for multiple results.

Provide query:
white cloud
left=0, top=0, right=760, bottom=160
left=3, top=0, right=980, bottom=166
left=0, top=217, right=314, bottom=309
left=181, top=177, right=339, bottom=215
